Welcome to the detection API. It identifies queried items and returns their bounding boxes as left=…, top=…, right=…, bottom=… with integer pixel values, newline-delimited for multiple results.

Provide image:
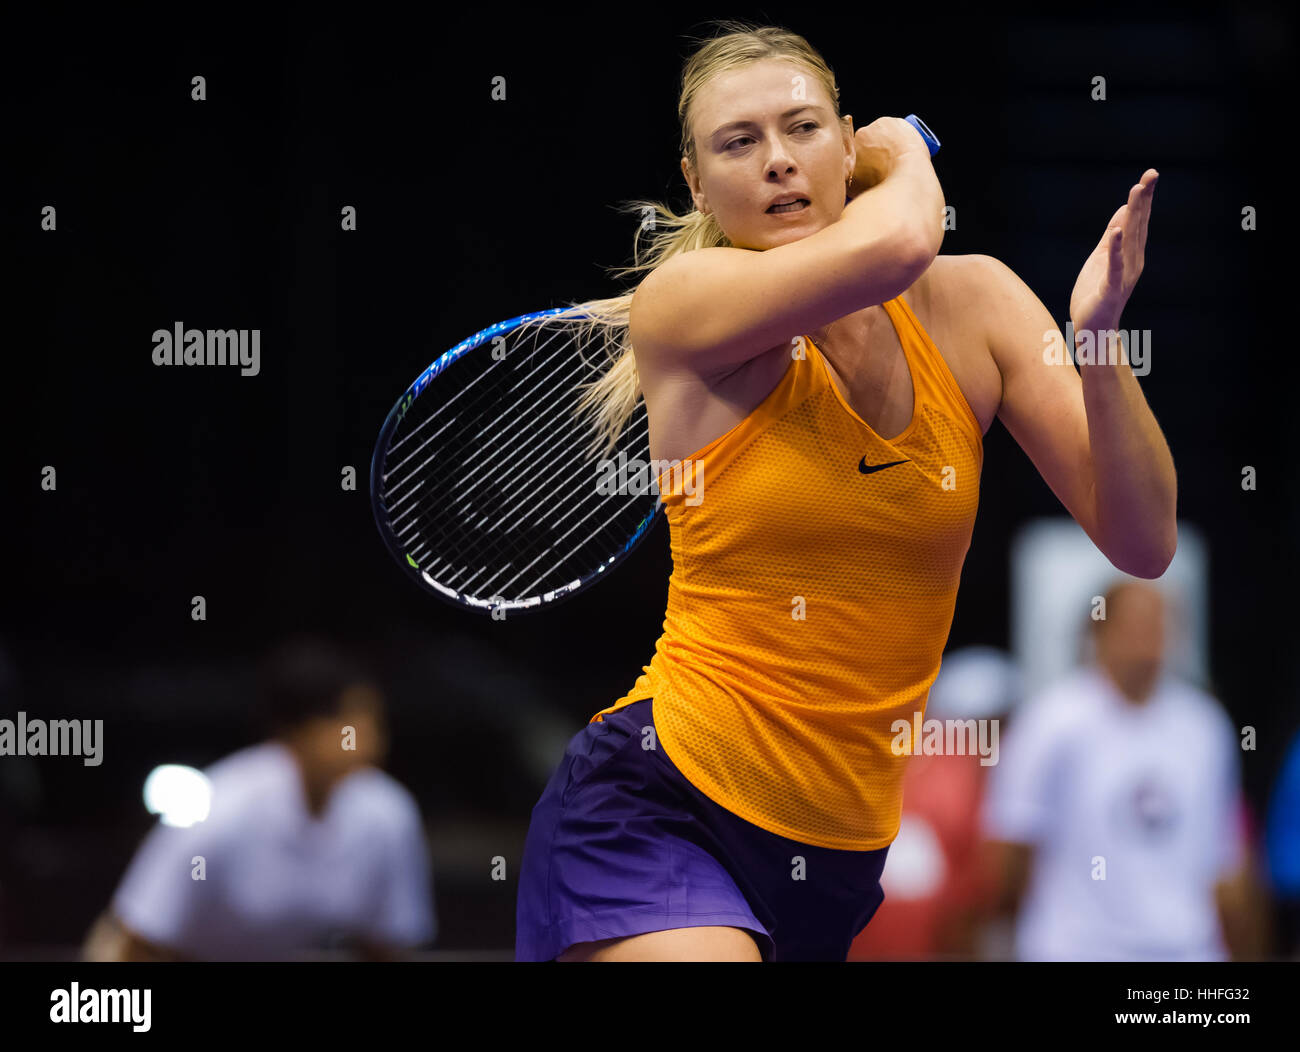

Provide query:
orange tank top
left=591, top=295, right=984, bottom=850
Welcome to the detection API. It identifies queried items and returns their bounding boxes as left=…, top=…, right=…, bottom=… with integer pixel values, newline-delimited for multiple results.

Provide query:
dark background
left=3, top=2, right=1296, bottom=954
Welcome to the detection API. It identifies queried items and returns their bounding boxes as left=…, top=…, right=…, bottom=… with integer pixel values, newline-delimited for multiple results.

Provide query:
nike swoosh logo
left=858, top=457, right=910, bottom=475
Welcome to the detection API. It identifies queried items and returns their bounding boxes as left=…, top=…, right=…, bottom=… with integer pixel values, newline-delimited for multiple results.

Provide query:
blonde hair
left=515, top=20, right=844, bottom=460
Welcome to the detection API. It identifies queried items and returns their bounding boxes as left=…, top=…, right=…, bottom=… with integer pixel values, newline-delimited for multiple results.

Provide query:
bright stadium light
left=142, top=764, right=212, bottom=828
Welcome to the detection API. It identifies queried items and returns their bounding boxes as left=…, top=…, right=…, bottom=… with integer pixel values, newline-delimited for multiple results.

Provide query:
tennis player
left=516, top=21, right=1174, bottom=962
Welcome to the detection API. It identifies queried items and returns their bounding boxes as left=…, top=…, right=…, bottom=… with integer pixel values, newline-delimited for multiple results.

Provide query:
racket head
left=370, top=307, right=664, bottom=616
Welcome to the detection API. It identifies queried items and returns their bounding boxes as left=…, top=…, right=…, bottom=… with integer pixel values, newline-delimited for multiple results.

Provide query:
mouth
left=766, top=198, right=810, bottom=214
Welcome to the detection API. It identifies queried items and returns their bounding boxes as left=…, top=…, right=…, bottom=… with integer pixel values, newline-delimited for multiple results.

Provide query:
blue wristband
left=904, top=114, right=940, bottom=156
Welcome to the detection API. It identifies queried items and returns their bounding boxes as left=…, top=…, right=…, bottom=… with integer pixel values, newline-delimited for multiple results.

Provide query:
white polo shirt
left=112, top=742, right=436, bottom=960
left=981, top=667, right=1243, bottom=961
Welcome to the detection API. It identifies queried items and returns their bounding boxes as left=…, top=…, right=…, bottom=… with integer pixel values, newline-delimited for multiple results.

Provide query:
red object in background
left=848, top=751, right=996, bottom=960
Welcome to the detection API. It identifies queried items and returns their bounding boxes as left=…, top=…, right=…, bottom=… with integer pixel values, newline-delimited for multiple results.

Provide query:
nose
left=764, top=141, right=796, bottom=180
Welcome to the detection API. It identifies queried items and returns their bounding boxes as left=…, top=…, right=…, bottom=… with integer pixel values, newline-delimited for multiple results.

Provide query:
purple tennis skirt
left=515, top=697, right=890, bottom=961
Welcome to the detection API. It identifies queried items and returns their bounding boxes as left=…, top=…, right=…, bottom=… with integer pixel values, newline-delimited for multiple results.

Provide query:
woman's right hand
left=846, top=115, right=935, bottom=198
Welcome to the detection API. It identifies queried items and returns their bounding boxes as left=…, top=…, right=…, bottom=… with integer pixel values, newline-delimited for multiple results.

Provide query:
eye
left=724, top=122, right=819, bottom=152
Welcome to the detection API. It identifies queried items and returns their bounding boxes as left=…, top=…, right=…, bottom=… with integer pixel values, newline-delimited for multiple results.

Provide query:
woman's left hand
left=1069, top=169, right=1159, bottom=336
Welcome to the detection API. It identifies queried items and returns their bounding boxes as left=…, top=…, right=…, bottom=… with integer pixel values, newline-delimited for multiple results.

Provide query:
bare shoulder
left=911, top=253, right=997, bottom=315
left=921, top=252, right=1052, bottom=339
left=908, top=254, right=1004, bottom=435
left=907, top=252, right=1000, bottom=361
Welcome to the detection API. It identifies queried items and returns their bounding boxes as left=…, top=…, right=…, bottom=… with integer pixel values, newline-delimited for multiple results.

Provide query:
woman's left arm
left=970, top=168, right=1176, bottom=578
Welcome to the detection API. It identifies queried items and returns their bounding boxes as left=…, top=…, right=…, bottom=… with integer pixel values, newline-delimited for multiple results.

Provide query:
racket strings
left=385, top=322, right=575, bottom=496
left=386, top=322, right=586, bottom=542
left=391, top=331, right=598, bottom=560
left=376, top=317, right=658, bottom=605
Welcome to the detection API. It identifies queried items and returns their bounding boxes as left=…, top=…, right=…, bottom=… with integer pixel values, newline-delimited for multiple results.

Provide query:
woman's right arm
left=631, top=116, right=945, bottom=379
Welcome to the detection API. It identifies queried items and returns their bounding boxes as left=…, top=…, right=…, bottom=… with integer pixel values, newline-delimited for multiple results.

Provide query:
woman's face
left=682, top=58, right=853, bottom=251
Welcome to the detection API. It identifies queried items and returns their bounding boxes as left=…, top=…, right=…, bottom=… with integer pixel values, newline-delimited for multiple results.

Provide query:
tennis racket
left=370, top=306, right=660, bottom=616
left=371, top=115, right=940, bottom=616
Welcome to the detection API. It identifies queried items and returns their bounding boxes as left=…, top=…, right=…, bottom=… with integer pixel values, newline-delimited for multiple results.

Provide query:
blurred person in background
left=81, top=636, right=436, bottom=961
left=848, top=647, right=1019, bottom=960
left=980, top=580, right=1269, bottom=960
